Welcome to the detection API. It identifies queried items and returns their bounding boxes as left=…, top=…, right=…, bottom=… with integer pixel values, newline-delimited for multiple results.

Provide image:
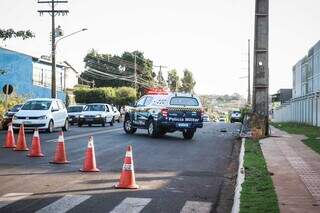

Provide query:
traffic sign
left=2, top=84, right=13, bottom=95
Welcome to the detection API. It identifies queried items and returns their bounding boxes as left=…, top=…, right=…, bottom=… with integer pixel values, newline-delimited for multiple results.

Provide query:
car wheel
left=78, top=123, right=83, bottom=127
left=110, top=117, right=114, bottom=126
left=70, top=122, right=74, bottom=126
left=102, top=117, right=106, bottom=127
left=62, top=119, right=69, bottom=131
left=159, top=128, right=166, bottom=137
left=88, top=123, right=92, bottom=127
left=183, top=129, right=195, bottom=140
left=123, top=116, right=137, bottom=134
left=147, top=118, right=159, bottom=138
left=47, top=120, right=54, bottom=133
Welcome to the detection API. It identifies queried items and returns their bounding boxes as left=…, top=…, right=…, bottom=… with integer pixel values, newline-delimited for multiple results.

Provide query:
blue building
left=0, top=47, right=67, bottom=101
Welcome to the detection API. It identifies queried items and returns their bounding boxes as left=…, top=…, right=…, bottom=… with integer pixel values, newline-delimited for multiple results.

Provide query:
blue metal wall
left=0, top=48, right=65, bottom=101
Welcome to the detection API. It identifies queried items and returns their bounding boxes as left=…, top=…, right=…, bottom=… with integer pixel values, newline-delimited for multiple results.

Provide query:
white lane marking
left=36, top=195, right=91, bottom=213
left=180, top=201, right=212, bottom=213
left=45, top=128, right=122, bottom=143
left=0, top=193, right=33, bottom=209
left=110, top=198, right=152, bottom=213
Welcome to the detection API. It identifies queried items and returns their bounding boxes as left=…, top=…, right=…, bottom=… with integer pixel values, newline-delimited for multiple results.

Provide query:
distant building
left=293, top=40, right=320, bottom=98
left=272, top=89, right=293, bottom=104
left=0, top=47, right=79, bottom=101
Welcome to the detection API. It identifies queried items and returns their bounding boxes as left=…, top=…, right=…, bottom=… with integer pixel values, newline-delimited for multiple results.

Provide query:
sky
left=1, top=0, right=320, bottom=96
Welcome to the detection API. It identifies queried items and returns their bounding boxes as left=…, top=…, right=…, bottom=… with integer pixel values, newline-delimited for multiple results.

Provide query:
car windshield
left=84, top=105, right=105, bottom=111
left=21, top=100, right=52, bottom=110
left=170, top=97, right=199, bottom=106
left=68, top=106, right=83, bottom=113
left=10, top=104, right=22, bottom=112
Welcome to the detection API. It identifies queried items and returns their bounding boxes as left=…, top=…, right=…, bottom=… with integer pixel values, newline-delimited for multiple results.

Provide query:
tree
left=167, top=69, right=180, bottom=92
left=0, top=29, right=34, bottom=40
left=81, top=49, right=155, bottom=96
left=156, top=70, right=167, bottom=87
left=179, top=69, right=196, bottom=93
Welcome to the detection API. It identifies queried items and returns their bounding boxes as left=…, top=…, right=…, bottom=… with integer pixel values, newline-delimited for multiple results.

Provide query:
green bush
left=74, top=87, right=136, bottom=106
left=114, top=87, right=136, bottom=106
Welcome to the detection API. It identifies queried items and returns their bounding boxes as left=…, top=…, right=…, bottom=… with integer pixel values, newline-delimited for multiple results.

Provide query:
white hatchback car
left=12, top=98, right=69, bottom=133
left=78, top=103, right=114, bottom=127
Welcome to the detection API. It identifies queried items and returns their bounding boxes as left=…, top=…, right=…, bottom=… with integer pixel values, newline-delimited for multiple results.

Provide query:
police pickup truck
left=123, top=93, right=204, bottom=139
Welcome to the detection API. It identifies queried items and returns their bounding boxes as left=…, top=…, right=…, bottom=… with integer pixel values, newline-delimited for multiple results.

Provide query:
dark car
left=1, top=104, right=23, bottom=129
left=67, top=105, right=85, bottom=125
left=123, top=93, right=204, bottom=139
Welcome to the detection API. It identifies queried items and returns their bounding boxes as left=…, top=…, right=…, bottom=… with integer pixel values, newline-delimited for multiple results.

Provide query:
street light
left=51, top=28, right=88, bottom=98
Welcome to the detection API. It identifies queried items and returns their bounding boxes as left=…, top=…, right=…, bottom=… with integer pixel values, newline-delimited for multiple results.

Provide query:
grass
left=272, top=122, right=320, bottom=154
left=240, top=139, right=279, bottom=213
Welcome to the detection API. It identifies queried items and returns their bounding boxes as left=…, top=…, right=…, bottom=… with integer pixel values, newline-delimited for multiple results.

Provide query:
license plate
left=86, top=118, right=93, bottom=121
left=23, top=121, right=32, bottom=125
left=68, top=118, right=73, bottom=121
left=177, top=123, right=189, bottom=127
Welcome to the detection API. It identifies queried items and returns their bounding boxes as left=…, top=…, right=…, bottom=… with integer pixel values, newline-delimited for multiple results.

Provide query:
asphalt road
left=0, top=122, right=241, bottom=213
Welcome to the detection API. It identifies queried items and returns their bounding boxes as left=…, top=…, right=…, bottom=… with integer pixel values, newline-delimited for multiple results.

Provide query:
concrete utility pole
left=252, top=0, right=269, bottom=136
left=248, top=39, right=251, bottom=105
left=38, top=0, right=69, bottom=98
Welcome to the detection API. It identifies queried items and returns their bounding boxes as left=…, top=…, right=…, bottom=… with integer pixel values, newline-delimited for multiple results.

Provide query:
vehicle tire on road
left=110, top=117, right=114, bottom=126
left=78, top=123, right=83, bottom=127
left=147, top=118, right=159, bottom=138
left=47, top=120, right=54, bottom=133
left=123, top=116, right=137, bottom=134
left=62, top=119, right=69, bottom=131
left=183, top=129, right=195, bottom=140
left=102, top=117, right=106, bottom=127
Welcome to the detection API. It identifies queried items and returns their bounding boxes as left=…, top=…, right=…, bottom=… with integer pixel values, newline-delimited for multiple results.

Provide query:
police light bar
left=145, top=87, right=169, bottom=95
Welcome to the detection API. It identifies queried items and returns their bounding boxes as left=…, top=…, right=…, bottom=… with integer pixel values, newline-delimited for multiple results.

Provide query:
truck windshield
left=170, top=97, right=199, bottom=106
left=21, top=101, right=52, bottom=110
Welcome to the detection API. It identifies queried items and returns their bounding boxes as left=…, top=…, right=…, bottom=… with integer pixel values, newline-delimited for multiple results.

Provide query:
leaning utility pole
left=38, top=0, right=69, bottom=98
left=252, top=0, right=269, bottom=136
left=248, top=39, right=251, bottom=105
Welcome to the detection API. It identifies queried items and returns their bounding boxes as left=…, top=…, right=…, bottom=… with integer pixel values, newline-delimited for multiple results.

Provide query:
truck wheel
left=183, top=129, right=195, bottom=140
left=147, top=119, right=159, bottom=138
left=124, top=116, right=137, bottom=134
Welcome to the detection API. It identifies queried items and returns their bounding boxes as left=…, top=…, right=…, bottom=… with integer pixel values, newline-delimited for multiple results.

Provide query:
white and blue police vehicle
left=123, top=92, right=204, bottom=139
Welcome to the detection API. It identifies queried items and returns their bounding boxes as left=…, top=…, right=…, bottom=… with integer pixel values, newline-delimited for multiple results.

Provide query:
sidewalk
left=260, top=126, right=320, bottom=213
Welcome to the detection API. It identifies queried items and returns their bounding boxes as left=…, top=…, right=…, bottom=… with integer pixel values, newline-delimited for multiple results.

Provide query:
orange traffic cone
left=115, top=145, right=139, bottom=189
left=27, top=129, right=44, bottom=157
left=50, top=131, right=69, bottom=164
left=3, top=123, right=16, bottom=148
left=80, top=136, right=100, bottom=172
left=14, top=124, right=29, bottom=151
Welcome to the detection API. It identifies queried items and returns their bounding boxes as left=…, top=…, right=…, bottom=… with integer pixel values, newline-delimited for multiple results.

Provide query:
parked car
left=203, top=114, right=210, bottom=122
left=123, top=92, right=204, bottom=139
left=78, top=103, right=114, bottom=127
left=112, top=106, right=121, bottom=123
left=219, top=117, right=226, bottom=123
left=67, top=105, right=85, bottom=125
left=1, top=104, right=23, bottom=129
left=230, top=110, right=242, bottom=123
left=12, top=98, right=69, bottom=133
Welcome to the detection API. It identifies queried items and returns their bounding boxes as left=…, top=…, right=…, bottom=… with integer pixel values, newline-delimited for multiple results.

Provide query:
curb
left=231, top=138, right=245, bottom=213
